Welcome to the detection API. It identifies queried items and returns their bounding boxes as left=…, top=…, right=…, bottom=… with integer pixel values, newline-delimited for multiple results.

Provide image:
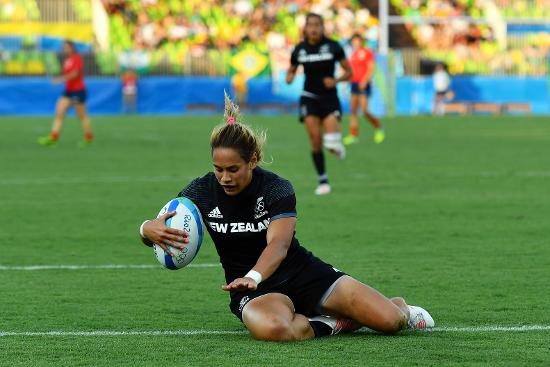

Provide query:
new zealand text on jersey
left=208, top=219, right=271, bottom=234
left=297, top=52, right=334, bottom=63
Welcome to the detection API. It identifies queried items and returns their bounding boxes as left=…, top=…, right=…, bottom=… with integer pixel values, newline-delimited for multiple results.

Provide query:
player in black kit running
left=139, top=94, right=434, bottom=342
left=286, top=13, right=352, bottom=195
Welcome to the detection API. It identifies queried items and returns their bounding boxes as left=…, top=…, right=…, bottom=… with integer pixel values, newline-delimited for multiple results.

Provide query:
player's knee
left=377, top=310, right=407, bottom=334
left=377, top=319, right=401, bottom=335
left=249, top=315, right=293, bottom=341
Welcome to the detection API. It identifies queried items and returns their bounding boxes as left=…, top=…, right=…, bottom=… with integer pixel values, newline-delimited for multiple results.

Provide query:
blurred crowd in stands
left=494, top=0, right=550, bottom=18
left=393, top=0, right=549, bottom=75
left=0, top=0, right=40, bottom=21
left=101, top=0, right=378, bottom=50
left=100, top=0, right=378, bottom=74
left=100, top=0, right=550, bottom=75
left=0, top=0, right=549, bottom=76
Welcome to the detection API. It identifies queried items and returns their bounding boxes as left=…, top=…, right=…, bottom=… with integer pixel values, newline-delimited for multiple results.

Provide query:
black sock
left=311, top=152, right=328, bottom=184
left=309, top=320, right=333, bottom=337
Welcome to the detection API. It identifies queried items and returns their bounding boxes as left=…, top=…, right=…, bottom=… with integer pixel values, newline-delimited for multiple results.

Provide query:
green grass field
left=1, top=114, right=549, bottom=366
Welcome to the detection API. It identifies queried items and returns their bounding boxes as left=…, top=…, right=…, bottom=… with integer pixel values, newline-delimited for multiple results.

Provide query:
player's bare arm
left=337, top=59, right=353, bottom=83
left=359, top=60, right=374, bottom=90
left=323, top=59, right=352, bottom=88
left=222, top=217, right=296, bottom=292
left=286, top=65, right=297, bottom=84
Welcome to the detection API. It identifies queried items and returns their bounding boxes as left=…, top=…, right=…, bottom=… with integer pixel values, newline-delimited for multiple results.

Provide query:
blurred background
left=0, top=0, right=548, bottom=115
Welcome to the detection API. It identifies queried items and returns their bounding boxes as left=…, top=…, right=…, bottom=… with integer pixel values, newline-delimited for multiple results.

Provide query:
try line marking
left=1, top=326, right=550, bottom=337
left=0, top=263, right=221, bottom=271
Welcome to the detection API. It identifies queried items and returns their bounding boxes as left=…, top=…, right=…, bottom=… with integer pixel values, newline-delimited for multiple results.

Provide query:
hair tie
left=226, top=117, right=236, bottom=124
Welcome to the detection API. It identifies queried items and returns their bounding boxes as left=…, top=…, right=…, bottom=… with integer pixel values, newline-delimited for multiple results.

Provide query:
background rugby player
left=38, top=40, right=93, bottom=147
left=344, top=33, right=384, bottom=146
left=286, top=13, right=352, bottom=196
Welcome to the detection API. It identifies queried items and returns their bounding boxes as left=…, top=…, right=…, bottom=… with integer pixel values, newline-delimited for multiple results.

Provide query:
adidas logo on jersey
left=208, top=207, right=223, bottom=218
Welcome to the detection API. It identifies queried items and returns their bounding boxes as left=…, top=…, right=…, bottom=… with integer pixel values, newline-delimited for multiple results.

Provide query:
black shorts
left=229, top=256, right=346, bottom=321
left=299, top=94, right=342, bottom=122
left=351, top=82, right=372, bottom=97
left=63, top=89, right=87, bottom=103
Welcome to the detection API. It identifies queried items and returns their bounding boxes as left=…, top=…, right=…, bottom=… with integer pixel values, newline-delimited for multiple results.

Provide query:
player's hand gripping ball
left=153, top=198, right=204, bottom=270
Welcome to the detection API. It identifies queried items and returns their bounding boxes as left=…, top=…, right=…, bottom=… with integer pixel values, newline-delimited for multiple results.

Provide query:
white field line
left=0, top=330, right=247, bottom=337
left=0, top=263, right=221, bottom=271
left=421, top=325, right=550, bottom=332
left=1, top=326, right=550, bottom=337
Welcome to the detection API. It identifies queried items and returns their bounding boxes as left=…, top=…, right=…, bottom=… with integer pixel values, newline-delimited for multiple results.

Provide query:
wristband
left=139, top=220, right=149, bottom=238
left=245, top=270, right=262, bottom=284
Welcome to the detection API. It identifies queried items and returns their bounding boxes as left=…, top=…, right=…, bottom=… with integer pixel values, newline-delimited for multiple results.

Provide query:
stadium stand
left=0, top=0, right=40, bottom=21
left=72, top=0, right=92, bottom=21
left=392, top=0, right=550, bottom=76
left=99, top=0, right=380, bottom=75
left=495, top=0, right=550, bottom=19
left=98, top=0, right=549, bottom=76
left=0, top=0, right=548, bottom=78
left=0, top=0, right=93, bottom=75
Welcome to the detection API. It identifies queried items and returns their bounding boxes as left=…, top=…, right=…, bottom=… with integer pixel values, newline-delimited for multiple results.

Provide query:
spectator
left=432, top=63, right=451, bottom=115
left=122, top=69, right=138, bottom=114
left=136, top=12, right=158, bottom=48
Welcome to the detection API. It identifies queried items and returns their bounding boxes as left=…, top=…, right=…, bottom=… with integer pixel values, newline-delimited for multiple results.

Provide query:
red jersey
left=122, top=71, right=137, bottom=95
left=63, top=54, right=85, bottom=91
left=350, top=47, right=374, bottom=83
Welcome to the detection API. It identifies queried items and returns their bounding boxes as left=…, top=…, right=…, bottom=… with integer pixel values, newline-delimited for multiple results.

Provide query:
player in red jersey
left=343, top=34, right=384, bottom=145
left=38, top=40, right=93, bottom=147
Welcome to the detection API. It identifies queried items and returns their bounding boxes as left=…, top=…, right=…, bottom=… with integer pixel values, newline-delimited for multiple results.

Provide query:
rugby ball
left=153, top=197, right=204, bottom=270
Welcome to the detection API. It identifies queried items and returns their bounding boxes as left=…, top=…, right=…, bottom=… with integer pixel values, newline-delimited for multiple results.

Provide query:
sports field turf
left=1, top=114, right=549, bottom=366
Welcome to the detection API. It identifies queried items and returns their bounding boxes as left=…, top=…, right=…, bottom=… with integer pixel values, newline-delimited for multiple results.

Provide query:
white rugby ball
left=153, top=197, right=204, bottom=270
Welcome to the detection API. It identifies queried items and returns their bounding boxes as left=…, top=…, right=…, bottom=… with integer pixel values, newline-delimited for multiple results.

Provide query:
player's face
left=212, top=147, right=257, bottom=196
left=305, top=17, right=323, bottom=43
left=63, top=43, right=73, bottom=55
left=351, top=37, right=362, bottom=50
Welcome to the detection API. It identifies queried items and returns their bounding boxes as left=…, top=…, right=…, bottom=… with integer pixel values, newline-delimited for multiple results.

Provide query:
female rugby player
left=344, top=33, right=384, bottom=146
left=139, top=94, right=434, bottom=342
left=286, top=13, right=352, bottom=196
left=38, top=40, right=93, bottom=147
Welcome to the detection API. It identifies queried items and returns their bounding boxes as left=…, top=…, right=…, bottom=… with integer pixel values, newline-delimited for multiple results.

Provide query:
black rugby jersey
left=178, top=167, right=313, bottom=285
left=290, top=36, right=346, bottom=97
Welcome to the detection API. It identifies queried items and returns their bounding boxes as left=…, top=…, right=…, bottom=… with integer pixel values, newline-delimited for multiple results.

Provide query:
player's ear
left=249, top=153, right=258, bottom=170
